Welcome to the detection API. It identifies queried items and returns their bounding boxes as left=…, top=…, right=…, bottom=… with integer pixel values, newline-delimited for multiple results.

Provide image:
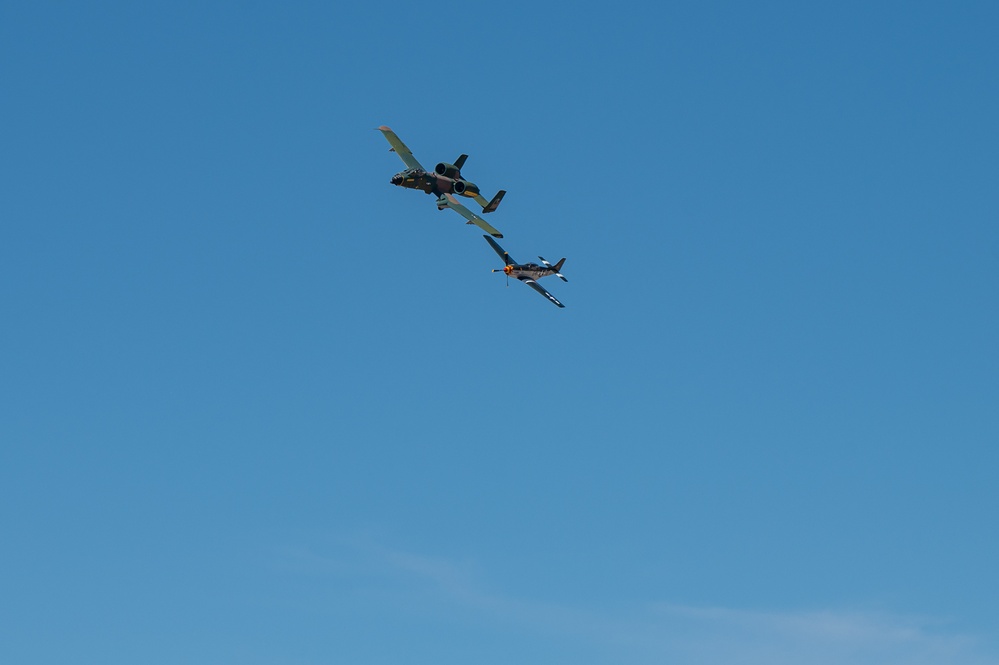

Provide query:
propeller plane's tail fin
left=539, top=255, right=568, bottom=282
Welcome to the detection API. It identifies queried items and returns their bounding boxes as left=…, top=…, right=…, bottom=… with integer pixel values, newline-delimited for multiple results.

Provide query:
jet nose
left=390, top=174, right=402, bottom=185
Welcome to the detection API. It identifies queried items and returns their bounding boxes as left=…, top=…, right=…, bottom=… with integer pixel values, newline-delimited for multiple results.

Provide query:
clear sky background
left=2, top=2, right=997, bottom=663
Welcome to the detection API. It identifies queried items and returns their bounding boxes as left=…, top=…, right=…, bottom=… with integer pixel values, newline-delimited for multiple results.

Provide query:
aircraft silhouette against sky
left=483, top=235, right=567, bottom=308
left=378, top=126, right=506, bottom=238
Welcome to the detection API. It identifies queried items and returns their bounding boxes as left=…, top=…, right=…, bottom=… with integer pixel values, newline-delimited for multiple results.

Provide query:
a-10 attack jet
left=378, top=126, right=506, bottom=238
left=483, top=235, right=567, bottom=308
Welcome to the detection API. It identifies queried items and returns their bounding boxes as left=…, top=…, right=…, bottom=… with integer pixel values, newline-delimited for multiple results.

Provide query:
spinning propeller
left=492, top=264, right=513, bottom=286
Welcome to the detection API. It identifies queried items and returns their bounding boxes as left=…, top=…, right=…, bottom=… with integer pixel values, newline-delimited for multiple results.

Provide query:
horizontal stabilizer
left=539, top=255, right=568, bottom=282
left=482, top=189, right=506, bottom=214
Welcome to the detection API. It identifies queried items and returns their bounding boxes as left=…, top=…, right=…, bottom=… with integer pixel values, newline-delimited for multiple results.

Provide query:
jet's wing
left=483, top=235, right=515, bottom=265
left=442, top=194, right=503, bottom=238
left=377, top=126, right=425, bottom=171
left=518, top=277, right=565, bottom=308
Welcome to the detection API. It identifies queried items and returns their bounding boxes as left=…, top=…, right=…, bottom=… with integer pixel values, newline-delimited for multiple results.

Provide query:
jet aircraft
left=483, top=235, right=567, bottom=308
left=378, top=126, right=506, bottom=238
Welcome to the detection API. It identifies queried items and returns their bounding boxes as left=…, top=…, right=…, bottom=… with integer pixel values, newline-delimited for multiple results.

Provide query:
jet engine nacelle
left=452, top=179, right=480, bottom=197
left=435, top=162, right=460, bottom=178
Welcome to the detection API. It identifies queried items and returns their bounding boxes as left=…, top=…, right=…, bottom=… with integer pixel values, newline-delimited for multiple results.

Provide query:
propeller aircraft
left=483, top=235, right=567, bottom=308
left=378, top=126, right=506, bottom=238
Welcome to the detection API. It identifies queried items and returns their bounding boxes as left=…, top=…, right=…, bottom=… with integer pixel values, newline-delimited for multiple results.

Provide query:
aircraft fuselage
left=502, top=263, right=557, bottom=281
left=390, top=168, right=457, bottom=197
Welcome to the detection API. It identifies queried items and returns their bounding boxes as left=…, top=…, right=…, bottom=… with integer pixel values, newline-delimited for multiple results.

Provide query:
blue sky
left=2, top=2, right=997, bottom=663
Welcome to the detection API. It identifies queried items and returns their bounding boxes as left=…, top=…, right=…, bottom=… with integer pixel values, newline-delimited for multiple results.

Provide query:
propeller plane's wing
left=377, top=126, right=425, bottom=171
left=519, top=276, right=565, bottom=308
left=443, top=194, right=503, bottom=238
left=484, top=235, right=515, bottom=265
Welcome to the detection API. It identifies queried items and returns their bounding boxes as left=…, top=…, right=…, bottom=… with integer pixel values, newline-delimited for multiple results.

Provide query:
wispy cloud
left=281, top=539, right=997, bottom=665
left=638, top=604, right=991, bottom=665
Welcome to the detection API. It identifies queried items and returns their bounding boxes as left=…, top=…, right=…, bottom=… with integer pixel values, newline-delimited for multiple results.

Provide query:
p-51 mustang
left=483, top=235, right=567, bottom=308
left=378, top=125, right=506, bottom=238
